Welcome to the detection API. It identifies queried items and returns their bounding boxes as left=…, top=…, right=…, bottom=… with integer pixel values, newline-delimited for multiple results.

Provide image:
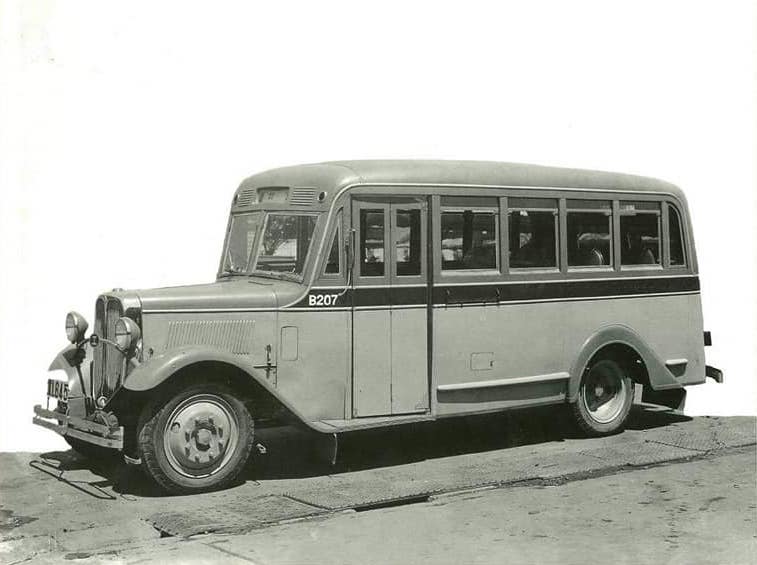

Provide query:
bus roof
left=237, top=160, right=684, bottom=202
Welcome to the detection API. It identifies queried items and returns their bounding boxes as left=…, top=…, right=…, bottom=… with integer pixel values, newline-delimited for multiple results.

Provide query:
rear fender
left=122, top=347, right=316, bottom=430
left=567, top=324, right=681, bottom=402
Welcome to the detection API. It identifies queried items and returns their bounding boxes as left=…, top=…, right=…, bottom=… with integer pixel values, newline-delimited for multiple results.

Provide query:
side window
left=324, top=226, right=341, bottom=274
left=668, top=204, right=686, bottom=266
left=566, top=200, right=612, bottom=267
left=440, top=197, right=498, bottom=271
left=395, top=209, right=422, bottom=276
left=359, top=209, right=385, bottom=277
left=620, top=201, right=661, bottom=266
left=508, top=198, right=557, bottom=269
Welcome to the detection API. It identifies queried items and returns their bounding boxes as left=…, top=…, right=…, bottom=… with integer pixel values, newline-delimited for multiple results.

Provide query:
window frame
left=507, top=200, right=560, bottom=274
left=321, top=209, right=344, bottom=279
left=355, top=203, right=391, bottom=282
left=250, top=212, right=321, bottom=281
left=439, top=204, right=501, bottom=276
left=565, top=200, right=614, bottom=272
left=391, top=204, right=426, bottom=282
left=219, top=211, right=264, bottom=276
left=664, top=201, right=687, bottom=269
left=618, top=201, right=663, bottom=271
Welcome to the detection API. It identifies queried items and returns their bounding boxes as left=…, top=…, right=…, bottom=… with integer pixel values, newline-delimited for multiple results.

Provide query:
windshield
left=223, top=213, right=262, bottom=274
left=221, top=212, right=319, bottom=281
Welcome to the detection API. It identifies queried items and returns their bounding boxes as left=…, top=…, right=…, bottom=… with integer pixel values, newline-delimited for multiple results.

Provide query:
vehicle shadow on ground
left=39, top=404, right=691, bottom=498
left=252, top=404, right=691, bottom=480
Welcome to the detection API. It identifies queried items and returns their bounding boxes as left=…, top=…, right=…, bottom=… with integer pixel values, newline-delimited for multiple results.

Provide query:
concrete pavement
left=1, top=406, right=754, bottom=564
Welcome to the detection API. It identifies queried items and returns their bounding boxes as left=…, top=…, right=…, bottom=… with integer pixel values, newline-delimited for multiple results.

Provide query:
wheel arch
left=566, top=324, right=681, bottom=403
left=121, top=348, right=317, bottom=430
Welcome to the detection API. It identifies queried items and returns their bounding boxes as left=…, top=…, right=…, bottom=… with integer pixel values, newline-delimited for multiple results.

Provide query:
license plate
left=47, top=379, right=69, bottom=402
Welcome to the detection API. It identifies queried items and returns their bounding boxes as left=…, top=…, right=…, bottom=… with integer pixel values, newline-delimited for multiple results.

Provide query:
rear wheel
left=571, top=358, right=633, bottom=436
left=138, top=383, right=254, bottom=494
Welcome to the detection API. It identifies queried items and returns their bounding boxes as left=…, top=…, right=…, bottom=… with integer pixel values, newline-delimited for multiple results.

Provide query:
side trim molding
left=438, top=372, right=569, bottom=392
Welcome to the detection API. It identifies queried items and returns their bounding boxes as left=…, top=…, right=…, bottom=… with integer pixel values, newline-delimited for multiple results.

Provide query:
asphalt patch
left=146, top=494, right=325, bottom=537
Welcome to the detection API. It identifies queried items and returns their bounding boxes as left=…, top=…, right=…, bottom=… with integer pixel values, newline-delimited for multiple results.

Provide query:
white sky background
left=0, top=1, right=754, bottom=452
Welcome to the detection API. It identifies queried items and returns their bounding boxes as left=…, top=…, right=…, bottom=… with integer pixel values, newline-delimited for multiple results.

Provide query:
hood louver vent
left=290, top=188, right=316, bottom=206
left=236, top=187, right=257, bottom=207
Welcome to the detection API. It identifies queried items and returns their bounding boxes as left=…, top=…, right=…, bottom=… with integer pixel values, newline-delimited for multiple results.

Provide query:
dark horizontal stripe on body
left=289, top=276, right=700, bottom=308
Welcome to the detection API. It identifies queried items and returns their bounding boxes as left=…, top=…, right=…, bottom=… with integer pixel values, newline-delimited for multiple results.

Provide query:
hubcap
left=582, top=362, right=628, bottom=424
left=163, top=394, right=239, bottom=478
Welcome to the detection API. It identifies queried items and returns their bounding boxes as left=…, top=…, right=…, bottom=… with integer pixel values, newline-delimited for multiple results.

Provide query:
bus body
left=33, top=161, right=722, bottom=492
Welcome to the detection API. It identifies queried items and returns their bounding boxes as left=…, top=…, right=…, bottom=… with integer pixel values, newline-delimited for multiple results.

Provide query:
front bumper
left=33, top=405, right=123, bottom=450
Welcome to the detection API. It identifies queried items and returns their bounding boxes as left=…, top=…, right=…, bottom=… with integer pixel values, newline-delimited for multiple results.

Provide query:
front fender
left=48, top=343, right=92, bottom=417
left=567, top=324, right=681, bottom=402
left=48, top=344, right=79, bottom=372
left=122, top=347, right=316, bottom=430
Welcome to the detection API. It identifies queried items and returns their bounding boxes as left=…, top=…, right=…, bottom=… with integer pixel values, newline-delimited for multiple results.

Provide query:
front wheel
left=571, top=358, right=633, bottom=436
left=138, top=383, right=254, bottom=494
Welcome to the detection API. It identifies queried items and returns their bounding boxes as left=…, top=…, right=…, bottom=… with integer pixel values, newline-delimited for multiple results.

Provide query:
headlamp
left=114, top=317, right=141, bottom=353
left=65, top=311, right=88, bottom=343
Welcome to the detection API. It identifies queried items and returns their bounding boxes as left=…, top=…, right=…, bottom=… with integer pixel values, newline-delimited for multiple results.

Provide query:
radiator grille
left=165, top=320, right=255, bottom=354
left=92, top=296, right=125, bottom=399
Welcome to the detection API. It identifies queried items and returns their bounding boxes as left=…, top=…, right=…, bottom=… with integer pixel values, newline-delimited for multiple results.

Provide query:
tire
left=571, top=358, right=633, bottom=436
left=137, top=382, right=254, bottom=494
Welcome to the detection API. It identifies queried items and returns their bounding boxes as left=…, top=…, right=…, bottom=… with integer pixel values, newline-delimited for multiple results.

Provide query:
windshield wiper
left=219, top=266, right=248, bottom=277
left=252, top=270, right=301, bottom=282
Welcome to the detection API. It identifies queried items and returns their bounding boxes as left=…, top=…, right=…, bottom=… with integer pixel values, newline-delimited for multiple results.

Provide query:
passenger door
left=351, top=198, right=429, bottom=417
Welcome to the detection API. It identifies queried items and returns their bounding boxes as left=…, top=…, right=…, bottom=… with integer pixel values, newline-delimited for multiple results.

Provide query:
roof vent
left=236, top=187, right=257, bottom=207
left=290, top=188, right=316, bottom=206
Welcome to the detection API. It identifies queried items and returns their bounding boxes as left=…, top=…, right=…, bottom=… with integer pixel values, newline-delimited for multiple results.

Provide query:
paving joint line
left=273, top=444, right=756, bottom=522
left=140, top=444, right=757, bottom=539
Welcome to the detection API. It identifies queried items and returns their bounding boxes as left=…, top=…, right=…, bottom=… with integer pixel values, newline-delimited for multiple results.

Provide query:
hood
left=134, top=277, right=305, bottom=312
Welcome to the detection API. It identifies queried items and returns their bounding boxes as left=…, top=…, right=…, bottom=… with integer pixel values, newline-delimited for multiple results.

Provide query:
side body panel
left=353, top=308, right=392, bottom=416
left=140, top=311, right=277, bottom=373
left=276, top=310, right=351, bottom=420
left=390, top=306, right=429, bottom=413
left=563, top=293, right=706, bottom=397
left=433, top=301, right=567, bottom=415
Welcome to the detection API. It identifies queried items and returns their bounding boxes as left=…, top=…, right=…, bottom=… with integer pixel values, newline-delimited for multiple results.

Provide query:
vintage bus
left=33, top=161, right=722, bottom=493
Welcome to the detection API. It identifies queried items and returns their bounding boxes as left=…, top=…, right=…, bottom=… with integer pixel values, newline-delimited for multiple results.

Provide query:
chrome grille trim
left=93, top=297, right=105, bottom=398
left=105, top=299, right=124, bottom=395
left=92, top=296, right=125, bottom=399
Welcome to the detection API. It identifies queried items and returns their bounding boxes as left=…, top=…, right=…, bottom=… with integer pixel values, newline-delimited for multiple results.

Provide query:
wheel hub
left=583, top=362, right=628, bottom=425
left=163, top=395, right=239, bottom=477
